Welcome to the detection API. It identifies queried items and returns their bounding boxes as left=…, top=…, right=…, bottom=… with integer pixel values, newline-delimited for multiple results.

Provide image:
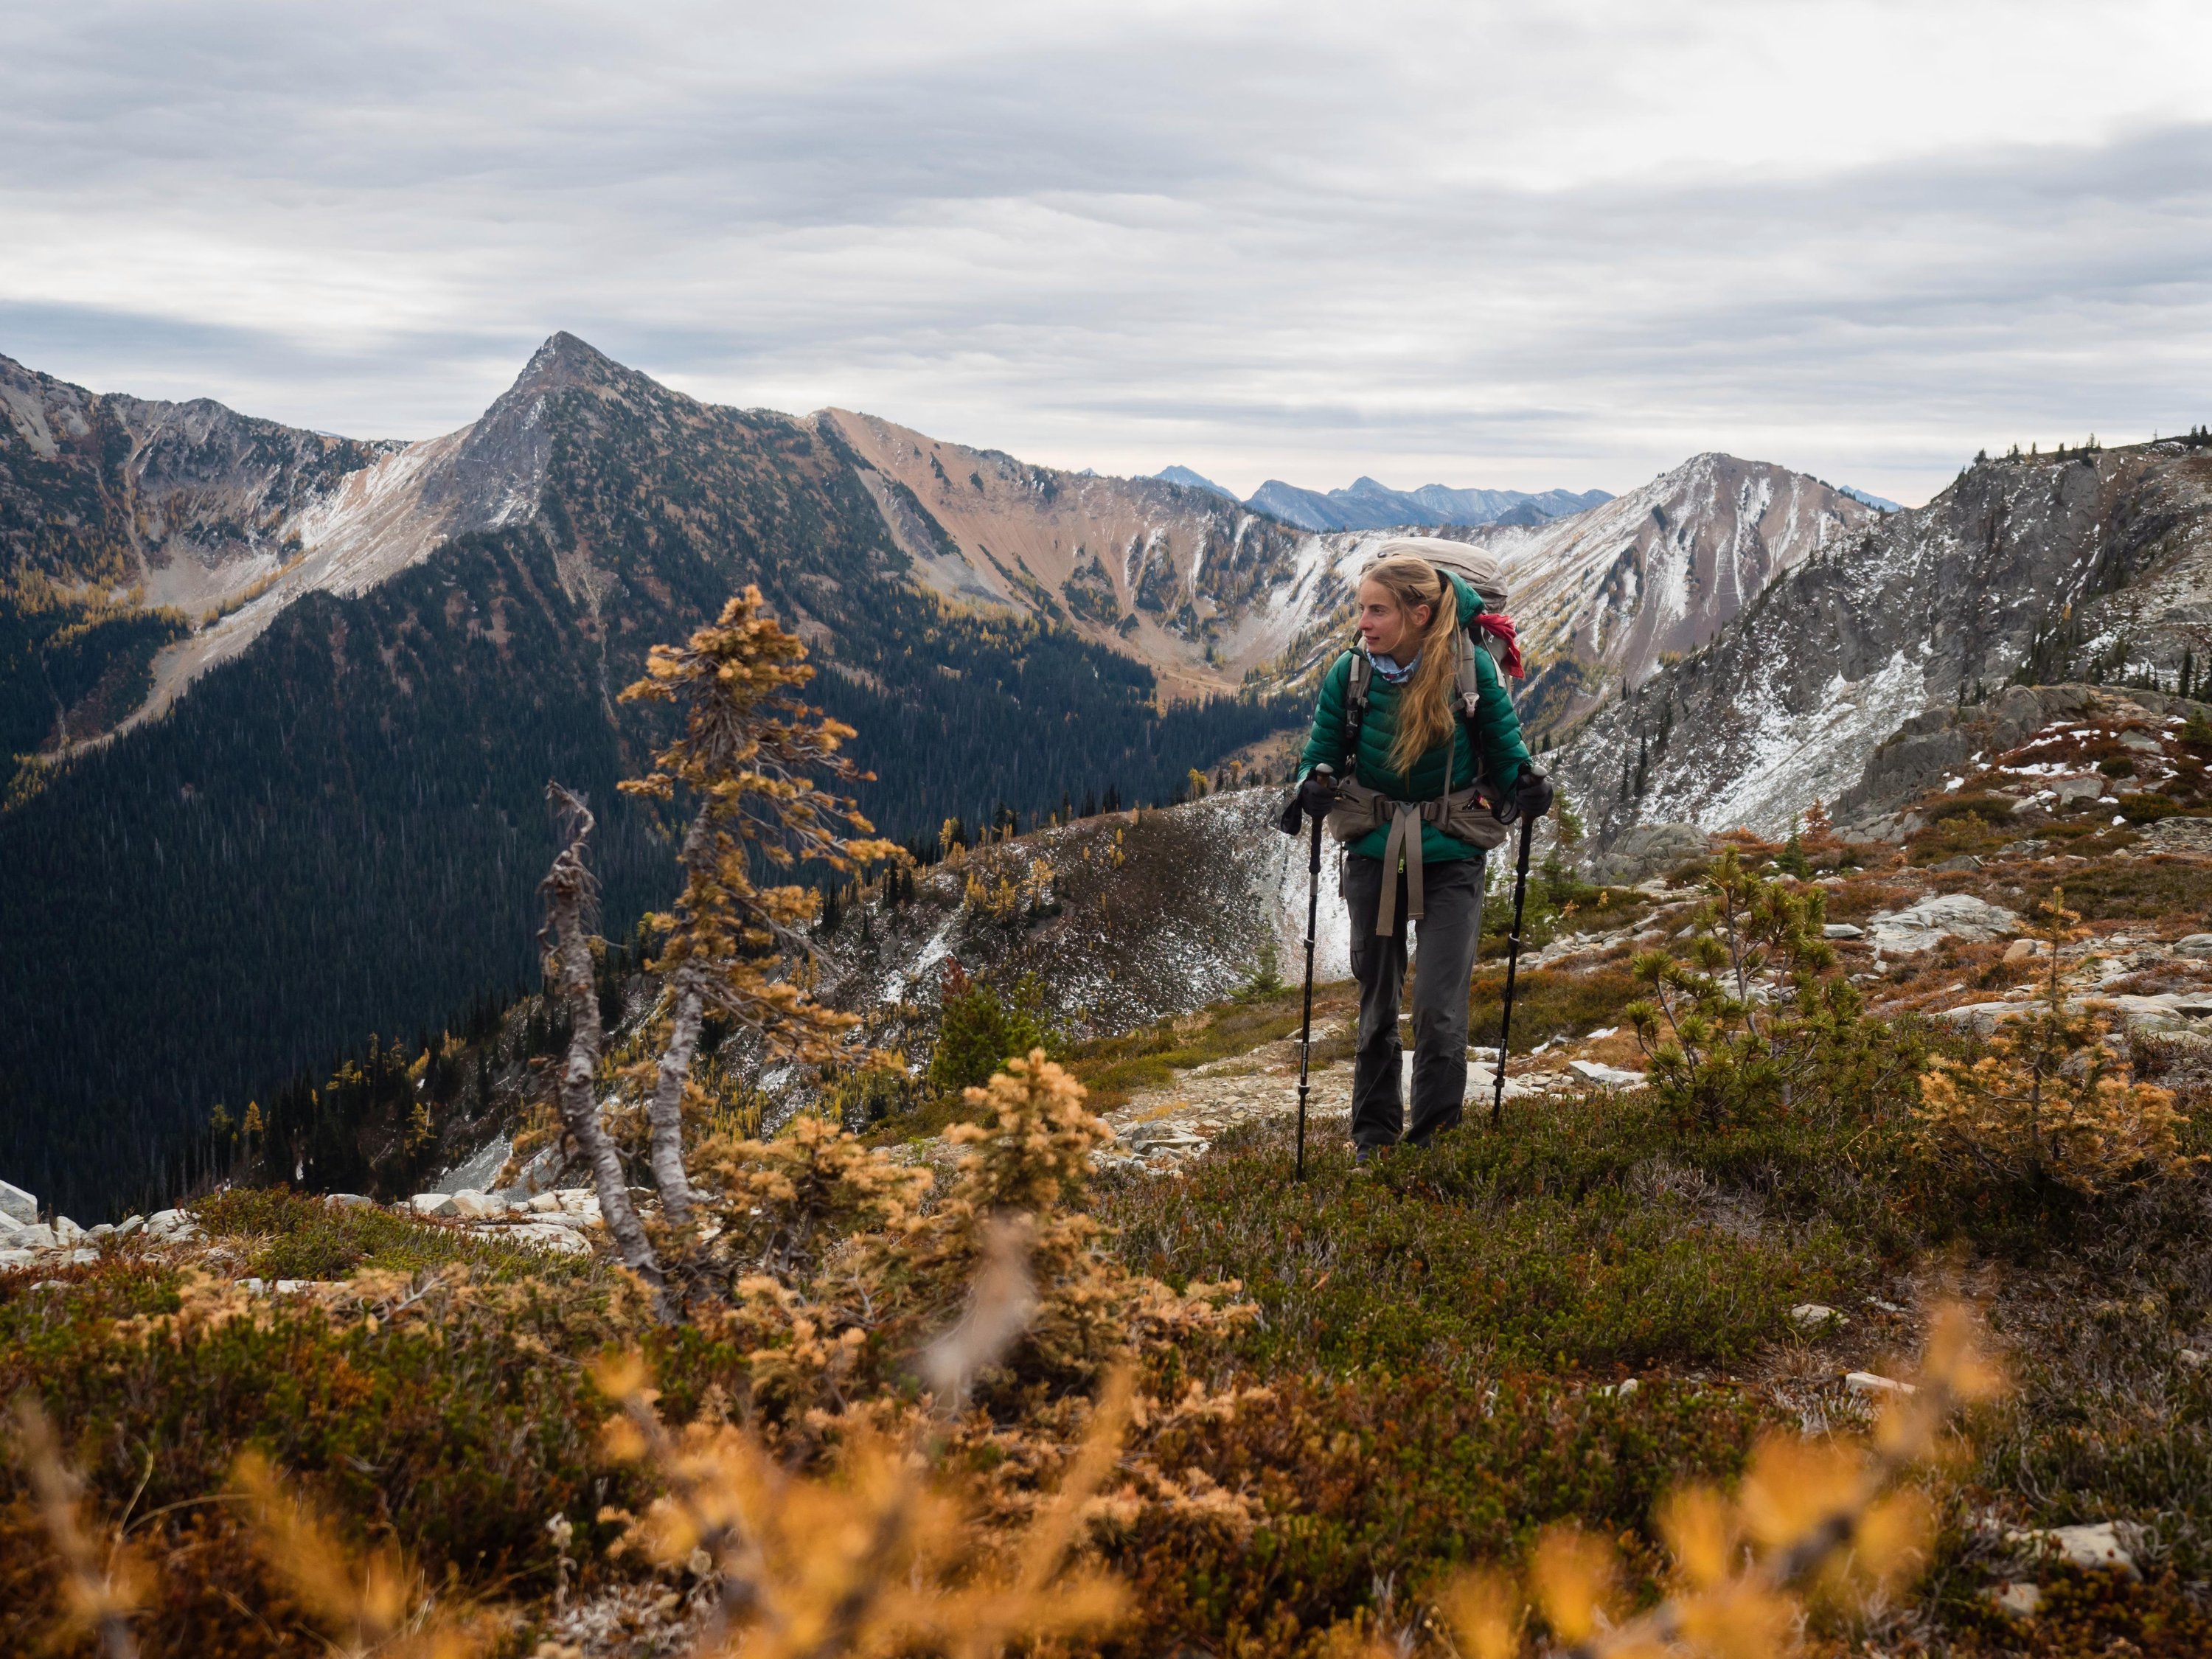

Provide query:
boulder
left=0, top=1179, right=35, bottom=1226
left=1823, top=923, right=1864, bottom=940
left=9, top=1223, right=58, bottom=1251
left=325, top=1193, right=376, bottom=1210
left=2174, top=934, right=2212, bottom=959
left=446, top=1189, right=503, bottom=1221
left=1790, top=1304, right=1846, bottom=1332
left=411, top=1192, right=459, bottom=1217
left=2049, top=775, right=2109, bottom=806
left=52, top=1216, right=84, bottom=1245
left=1585, top=823, right=1713, bottom=885
left=0, top=1248, right=34, bottom=1270
left=1866, top=894, right=2021, bottom=954
left=2005, top=1520, right=2138, bottom=1578
left=112, top=1215, right=143, bottom=1239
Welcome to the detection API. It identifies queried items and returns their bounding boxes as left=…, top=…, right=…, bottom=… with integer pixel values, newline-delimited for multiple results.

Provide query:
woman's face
left=1357, top=578, right=1431, bottom=658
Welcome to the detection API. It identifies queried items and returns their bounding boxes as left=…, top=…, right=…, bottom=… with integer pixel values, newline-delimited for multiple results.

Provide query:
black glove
left=1513, top=762, right=1554, bottom=822
left=1277, top=767, right=1338, bottom=835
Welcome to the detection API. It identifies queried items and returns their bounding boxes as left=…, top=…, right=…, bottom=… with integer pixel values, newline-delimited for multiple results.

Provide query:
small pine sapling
left=618, top=587, right=904, bottom=1231
left=1624, top=849, right=1891, bottom=1128
left=1913, top=890, right=2197, bottom=1196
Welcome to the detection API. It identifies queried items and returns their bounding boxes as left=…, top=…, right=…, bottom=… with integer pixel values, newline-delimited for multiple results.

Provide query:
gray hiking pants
left=1343, top=851, right=1486, bottom=1148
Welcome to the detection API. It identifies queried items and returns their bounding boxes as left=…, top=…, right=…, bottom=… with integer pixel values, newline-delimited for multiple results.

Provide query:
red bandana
left=1472, top=612, right=1524, bottom=679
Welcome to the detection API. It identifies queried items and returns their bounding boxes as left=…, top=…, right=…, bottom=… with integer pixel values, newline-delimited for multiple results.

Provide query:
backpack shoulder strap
left=1452, top=628, right=1492, bottom=793
left=1340, top=645, right=1370, bottom=777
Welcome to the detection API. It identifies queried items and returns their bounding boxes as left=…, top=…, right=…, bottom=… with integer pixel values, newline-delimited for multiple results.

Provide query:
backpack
left=1369, top=535, right=1512, bottom=672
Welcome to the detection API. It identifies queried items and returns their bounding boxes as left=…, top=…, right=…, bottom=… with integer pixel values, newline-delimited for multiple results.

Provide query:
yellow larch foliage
left=1913, top=890, right=2198, bottom=1195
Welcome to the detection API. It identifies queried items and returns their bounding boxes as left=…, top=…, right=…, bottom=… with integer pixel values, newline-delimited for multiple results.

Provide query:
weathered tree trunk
left=541, top=785, right=668, bottom=1313
left=647, top=962, right=704, bottom=1226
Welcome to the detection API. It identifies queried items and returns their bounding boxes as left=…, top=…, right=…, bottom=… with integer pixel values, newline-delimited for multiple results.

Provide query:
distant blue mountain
left=1242, top=473, right=1612, bottom=532
left=1147, top=465, right=1239, bottom=501
left=1839, top=484, right=1903, bottom=513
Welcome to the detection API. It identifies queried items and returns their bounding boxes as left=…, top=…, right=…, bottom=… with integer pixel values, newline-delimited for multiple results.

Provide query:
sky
left=4, top=2, right=2211, bottom=507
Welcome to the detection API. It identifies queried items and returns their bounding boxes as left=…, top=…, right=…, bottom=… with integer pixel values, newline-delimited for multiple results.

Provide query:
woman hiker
left=1293, top=548, right=1551, bottom=1165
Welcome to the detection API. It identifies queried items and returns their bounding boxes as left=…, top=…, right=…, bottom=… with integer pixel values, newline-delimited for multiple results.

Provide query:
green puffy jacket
left=1296, top=571, right=1532, bottom=866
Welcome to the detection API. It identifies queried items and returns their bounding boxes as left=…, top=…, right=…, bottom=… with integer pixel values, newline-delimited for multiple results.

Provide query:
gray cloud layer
left=5, top=1, right=2210, bottom=504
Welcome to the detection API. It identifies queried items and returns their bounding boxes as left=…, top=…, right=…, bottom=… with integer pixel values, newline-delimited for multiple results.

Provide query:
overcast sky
left=4, top=1, right=2210, bottom=506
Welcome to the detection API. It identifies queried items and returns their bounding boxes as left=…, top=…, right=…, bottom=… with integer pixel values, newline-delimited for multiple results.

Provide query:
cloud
left=4, top=1, right=2210, bottom=504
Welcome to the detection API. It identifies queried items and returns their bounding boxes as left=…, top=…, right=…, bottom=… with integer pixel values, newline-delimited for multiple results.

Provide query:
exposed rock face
left=1834, top=684, right=2211, bottom=833
left=824, top=408, right=1308, bottom=697
left=1582, top=822, right=1712, bottom=884
left=1494, top=453, right=1873, bottom=740
left=1558, top=442, right=2212, bottom=841
left=0, top=351, right=395, bottom=602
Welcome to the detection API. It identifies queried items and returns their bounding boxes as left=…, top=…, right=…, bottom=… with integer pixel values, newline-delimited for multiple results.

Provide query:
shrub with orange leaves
left=1391, top=1301, right=2006, bottom=1659
left=1914, top=891, right=2200, bottom=1197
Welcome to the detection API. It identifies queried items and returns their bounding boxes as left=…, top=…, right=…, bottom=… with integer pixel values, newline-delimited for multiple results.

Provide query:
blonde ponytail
left=1362, top=553, right=1459, bottom=778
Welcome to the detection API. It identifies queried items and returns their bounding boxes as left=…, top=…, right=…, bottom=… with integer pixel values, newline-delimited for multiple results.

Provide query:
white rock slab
left=1865, top=894, right=2021, bottom=954
left=2006, top=1520, right=2138, bottom=1577
left=0, top=1179, right=36, bottom=1225
left=1568, top=1060, right=1646, bottom=1088
left=1846, top=1371, right=1916, bottom=1397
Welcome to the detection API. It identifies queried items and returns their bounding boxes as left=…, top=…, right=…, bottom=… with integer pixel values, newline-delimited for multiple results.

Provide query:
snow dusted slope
left=1490, top=454, right=1871, bottom=742
left=1554, top=440, right=2212, bottom=841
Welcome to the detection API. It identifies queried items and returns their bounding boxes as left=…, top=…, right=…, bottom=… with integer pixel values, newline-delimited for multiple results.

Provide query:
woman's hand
left=1512, top=762, right=1554, bottom=821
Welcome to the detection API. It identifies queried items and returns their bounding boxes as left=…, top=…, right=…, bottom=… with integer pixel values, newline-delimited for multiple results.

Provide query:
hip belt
left=1326, top=777, right=1508, bottom=937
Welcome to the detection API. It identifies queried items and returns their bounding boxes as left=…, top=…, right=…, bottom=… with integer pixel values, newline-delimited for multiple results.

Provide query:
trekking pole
left=1490, top=806, right=1537, bottom=1127
left=1294, top=765, right=1332, bottom=1181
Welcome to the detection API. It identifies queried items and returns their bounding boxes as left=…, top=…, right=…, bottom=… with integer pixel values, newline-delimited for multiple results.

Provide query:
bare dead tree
left=540, top=783, right=667, bottom=1312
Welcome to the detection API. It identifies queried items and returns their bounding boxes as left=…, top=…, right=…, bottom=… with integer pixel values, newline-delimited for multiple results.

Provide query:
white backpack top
left=1369, top=535, right=1508, bottom=616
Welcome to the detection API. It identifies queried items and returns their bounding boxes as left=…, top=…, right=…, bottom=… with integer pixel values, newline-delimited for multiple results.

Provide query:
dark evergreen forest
left=0, top=528, right=1295, bottom=1220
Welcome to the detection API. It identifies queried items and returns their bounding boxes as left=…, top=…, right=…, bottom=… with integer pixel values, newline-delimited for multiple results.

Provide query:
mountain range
left=1146, top=465, right=1613, bottom=532
left=7, top=328, right=2199, bottom=1220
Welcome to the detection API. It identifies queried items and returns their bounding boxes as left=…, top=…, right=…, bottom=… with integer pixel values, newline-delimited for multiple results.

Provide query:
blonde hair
left=1360, top=553, right=1459, bottom=778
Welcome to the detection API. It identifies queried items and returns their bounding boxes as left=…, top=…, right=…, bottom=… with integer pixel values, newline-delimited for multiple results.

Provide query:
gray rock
left=2005, top=1520, right=2138, bottom=1577
left=10, top=1223, right=58, bottom=1250
left=2135, top=815, right=2212, bottom=856
left=324, top=1193, right=376, bottom=1209
left=0, top=1248, right=34, bottom=1270
left=1988, top=1582, right=2043, bottom=1618
left=447, top=1189, right=504, bottom=1221
left=52, top=1215, right=84, bottom=1245
left=2174, top=934, right=2212, bottom=959
left=2050, top=774, right=2110, bottom=805
left=411, top=1192, right=459, bottom=1218
left=1823, top=922, right=1864, bottom=940
left=0, top=1178, right=36, bottom=1226
left=1585, top=823, right=1713, bottom=885
left=1568, top=1059, right=1646, bottom=1087
left=1931, top=854, right=1984, bottom=872
left=112, top=1216, right=143, bottom=1239
left=1866, top=893, right=2021, bottom=954
left=1846, top=1371, right=1916, bottom=1397
left=504, top=1222, right=594, bottom=1256
left=1790, top=1303, right=1846, bottom=1332
left=88, top=1223, right=114, bottom=1239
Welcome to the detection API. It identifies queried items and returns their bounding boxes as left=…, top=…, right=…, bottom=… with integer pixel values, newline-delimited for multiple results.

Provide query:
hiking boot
left=1351, top=1144, right=1387, bottom=1172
